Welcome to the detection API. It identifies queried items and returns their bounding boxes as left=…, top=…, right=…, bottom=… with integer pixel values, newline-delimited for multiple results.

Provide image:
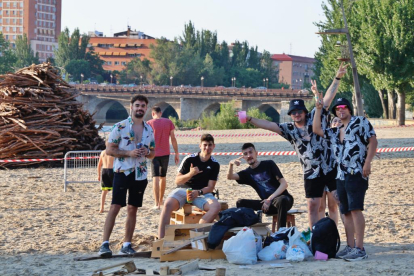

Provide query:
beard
left=134, top=111, right=144, bottom=118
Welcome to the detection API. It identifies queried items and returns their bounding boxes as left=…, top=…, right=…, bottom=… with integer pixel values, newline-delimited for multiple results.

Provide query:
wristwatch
left=198, top=189, right=204, bottom=196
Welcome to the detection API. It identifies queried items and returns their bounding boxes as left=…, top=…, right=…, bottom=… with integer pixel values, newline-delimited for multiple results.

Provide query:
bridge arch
left=257, top=104, right=280, bottom=123
left=202, top=102, right=221, bottom=118
left=144, top=101, right=179, bottom=121
left=94, top=99, right=129, bottom=124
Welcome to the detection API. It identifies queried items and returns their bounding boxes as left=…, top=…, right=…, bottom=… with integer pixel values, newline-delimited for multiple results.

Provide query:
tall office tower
left=0, top=0, right=62, bottom=62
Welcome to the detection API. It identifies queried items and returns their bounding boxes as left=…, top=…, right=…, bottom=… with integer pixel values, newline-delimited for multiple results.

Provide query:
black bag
left=310, top=217, right=340, bottom=258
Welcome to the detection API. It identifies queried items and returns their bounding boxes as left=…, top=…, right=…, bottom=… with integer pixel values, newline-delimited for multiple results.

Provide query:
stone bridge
left=75, top=84, right=312, bottom=124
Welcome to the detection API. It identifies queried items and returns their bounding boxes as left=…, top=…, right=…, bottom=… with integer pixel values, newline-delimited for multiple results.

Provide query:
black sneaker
left=98, top=243, right=112, bottom=257
left=119, top=244, right=136, bottom=255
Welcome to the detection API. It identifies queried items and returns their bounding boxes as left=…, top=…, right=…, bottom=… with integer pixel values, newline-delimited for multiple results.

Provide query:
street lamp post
left=110, top=74, right=113, bottom=84
left=316, top=0, right=363, bottom=116
left=266, top=78, right=269, bottom=88
left=263, top=78, right=265, bottom=87
left=140, top=75, right=143, bottom=86
left=81, top=73, right=84, bottom=84
left=231, top=77, right=236, bottom=87
left=201, top=76, right=204, bottom=87
left=170, top=76, right=173, bottom=87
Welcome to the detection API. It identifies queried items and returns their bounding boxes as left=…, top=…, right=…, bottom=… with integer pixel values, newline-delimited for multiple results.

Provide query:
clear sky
left=62, top=0, right=327, bottom=58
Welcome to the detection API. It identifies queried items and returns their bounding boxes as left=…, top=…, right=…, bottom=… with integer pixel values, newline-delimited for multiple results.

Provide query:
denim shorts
left=167, top=188, right=217, bottom=210
left=336, top=173, right=368, bottom=214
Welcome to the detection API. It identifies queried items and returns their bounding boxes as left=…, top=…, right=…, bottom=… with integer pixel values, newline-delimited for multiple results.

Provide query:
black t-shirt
left=236, top=160, right=290, bottom=200
left=177, top=152, right=220, bottom=190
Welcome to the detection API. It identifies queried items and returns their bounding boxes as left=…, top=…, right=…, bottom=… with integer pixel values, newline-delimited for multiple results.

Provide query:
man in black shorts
left=245, top=63, right=348, bottom=228
left=313, top=97, right=377, bottom=261
left=227, top=143, right=294, bottom=230
left=158, top=134, right=220, bottom=238
left=98, top=95, right=155, bottom=257
left=147, top=106, right=179, bottom=210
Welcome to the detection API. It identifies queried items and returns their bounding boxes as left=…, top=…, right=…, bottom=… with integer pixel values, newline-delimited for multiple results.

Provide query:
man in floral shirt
left=313, top=96, right=377, bottom=261
left=98, top=95, right=155, bottom=257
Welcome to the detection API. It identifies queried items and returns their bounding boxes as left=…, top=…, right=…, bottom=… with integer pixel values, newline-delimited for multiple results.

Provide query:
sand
left=0, top=126, right=413, bottom=275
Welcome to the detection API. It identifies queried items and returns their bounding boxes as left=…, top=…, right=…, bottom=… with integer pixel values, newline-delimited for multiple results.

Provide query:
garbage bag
left=222, top=227, right=257, bottom=265
left=258, top=240, right=288, bottom=261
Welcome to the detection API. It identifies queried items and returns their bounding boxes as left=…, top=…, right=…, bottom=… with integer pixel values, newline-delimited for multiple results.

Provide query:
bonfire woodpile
left=0, top=63, right=105, bottom=168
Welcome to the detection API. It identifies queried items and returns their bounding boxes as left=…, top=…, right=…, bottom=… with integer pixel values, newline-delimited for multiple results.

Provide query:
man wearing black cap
left=246, top=63, right=349, bottom=229
left=313, top=95, right=377, bottom=261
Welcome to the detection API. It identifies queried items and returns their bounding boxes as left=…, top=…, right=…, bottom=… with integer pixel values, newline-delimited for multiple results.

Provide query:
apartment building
left=271, top=54, right=315, bottom=90
left=0, top=0, right=62, bottom=62
left=89, top=27, right=156, bottom=71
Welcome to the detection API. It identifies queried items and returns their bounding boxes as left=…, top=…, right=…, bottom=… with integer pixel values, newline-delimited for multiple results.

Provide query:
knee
left=208, top=201, right=221, bottom=214
left=127, top=205, right=138, bottom=215
left=236, top=199, right=246, bottom=207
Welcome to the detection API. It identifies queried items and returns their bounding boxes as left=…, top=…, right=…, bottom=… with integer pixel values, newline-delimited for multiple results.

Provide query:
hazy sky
left=62, top=0, right=327, bottom=58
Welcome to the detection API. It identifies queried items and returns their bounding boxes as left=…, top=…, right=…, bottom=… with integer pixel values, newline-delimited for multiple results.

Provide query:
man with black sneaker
left=313, top=96, right=377, bottom=261
left=227, top=143, right=294, bottom=230
left=98, top=95, right=155, bottom=257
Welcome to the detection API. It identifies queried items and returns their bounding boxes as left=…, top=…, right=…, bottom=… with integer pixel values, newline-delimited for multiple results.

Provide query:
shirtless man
left=97, top=150, right=115, bottom=213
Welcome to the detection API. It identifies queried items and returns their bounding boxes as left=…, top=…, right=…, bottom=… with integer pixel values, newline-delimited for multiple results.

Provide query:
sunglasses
left=335, top=105, right=348, bottom=111
left=290, top=110, right=304, bottom=116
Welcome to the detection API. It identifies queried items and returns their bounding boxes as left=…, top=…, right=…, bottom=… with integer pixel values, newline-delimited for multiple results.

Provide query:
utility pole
left=316, top=0, right=364, bottom=116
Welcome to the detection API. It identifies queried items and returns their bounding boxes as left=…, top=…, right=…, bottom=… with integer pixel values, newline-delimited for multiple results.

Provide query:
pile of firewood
left=0, top=63, right=105, bottom=168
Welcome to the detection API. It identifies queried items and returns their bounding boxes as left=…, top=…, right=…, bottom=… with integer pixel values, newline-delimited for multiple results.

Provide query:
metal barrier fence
left=63, top=150, right=102, bottom=192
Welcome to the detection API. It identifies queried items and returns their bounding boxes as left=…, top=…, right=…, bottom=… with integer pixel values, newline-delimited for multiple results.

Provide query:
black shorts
left=112, top=172, right=148, bottom=207
left=151, top=155, right=170, bottom=177
left=304, top=169, right=337, bottom=198
left=101, top=168, right=114, bottom=191
left=337, top=173, right=368, bottom=214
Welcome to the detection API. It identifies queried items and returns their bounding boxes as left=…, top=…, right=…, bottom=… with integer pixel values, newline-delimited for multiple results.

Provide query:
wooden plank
left=74, top=251, right=152, bottom=261
left=170, top=259, right=199, bottom=275
left=160, top=249, right=226, bottom=262
left=151, top=239, right=164, bottom=258
left=92, top=260, right=136, bottom=275
left=162, top=234, right=208, bottom=255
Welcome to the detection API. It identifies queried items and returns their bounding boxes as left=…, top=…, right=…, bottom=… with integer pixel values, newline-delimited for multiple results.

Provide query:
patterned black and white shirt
left=278, top=108, right=331, bottom=179
left=322, top=116, right=376, bottom=180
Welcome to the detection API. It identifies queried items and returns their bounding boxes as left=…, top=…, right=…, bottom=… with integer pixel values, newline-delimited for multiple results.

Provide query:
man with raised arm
left=98, top=95, right=155, bottom=257
left=227, top=143, right=293, bottom=230
left=245, top=63, right=348, bottom=228
left=158, top=134, right=221, bottom=238
left=313, top=92, right=377, bottom=261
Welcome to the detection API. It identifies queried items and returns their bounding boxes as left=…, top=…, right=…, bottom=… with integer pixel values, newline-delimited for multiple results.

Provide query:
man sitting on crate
left=227, top=143, right=294, bottom=230
left=158, top=134, right=221, bottom=238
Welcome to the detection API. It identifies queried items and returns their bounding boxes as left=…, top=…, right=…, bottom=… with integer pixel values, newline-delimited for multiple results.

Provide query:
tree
left=65, top=59, right=90, bottom=82
left=13, top=34, right=39, bottom=69
left=0, top=33, right=17, bottom=74
left=352, top=0, right=414, bottom=124
left=54, top=28, right=103, bottom=79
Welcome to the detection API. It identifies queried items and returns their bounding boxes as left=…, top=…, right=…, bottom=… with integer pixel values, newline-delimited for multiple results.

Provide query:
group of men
left=97, top=63, right=377, bottom=262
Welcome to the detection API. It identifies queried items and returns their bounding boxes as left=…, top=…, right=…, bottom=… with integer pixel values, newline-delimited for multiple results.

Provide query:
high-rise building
left=0, top=0, right=62, bottom=62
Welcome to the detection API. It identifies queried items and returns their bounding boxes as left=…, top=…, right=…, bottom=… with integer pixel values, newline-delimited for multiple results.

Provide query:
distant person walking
left=147, top=106, right=179, bottom=210
left=97, top=149, right=115, bottom=213
left=98, top=95, right=155, bottom=257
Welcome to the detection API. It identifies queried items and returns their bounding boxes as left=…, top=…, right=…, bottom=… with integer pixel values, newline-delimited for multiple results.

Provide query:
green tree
left=0, top=33, right=17, bottom=73
left=351, top=0, right=414, bottom=124
left=13, top=34, right=39, bottom=68
left=65, top=60, right=90, bottom=82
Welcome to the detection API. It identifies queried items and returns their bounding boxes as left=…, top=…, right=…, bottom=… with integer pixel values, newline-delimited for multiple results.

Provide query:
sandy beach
left=1, top=126, right=413, bottom=275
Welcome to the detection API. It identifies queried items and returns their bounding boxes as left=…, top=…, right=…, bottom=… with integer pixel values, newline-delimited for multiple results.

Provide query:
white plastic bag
left=286, top=245, right=305, bottom=262
left=287, top=226, right=313, bottom=257
left=223, top=227, right=257, bottom=265
left=254, top=232, right=262, bottom=254
left=258, top=240, right=288, bottom=261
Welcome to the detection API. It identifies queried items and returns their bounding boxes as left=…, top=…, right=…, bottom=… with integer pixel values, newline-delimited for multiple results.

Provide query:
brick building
left=0, top=0, right=62, bottom=62
left=271, top=54, right=315, bottom=90
left=89, top=27, right=157, bottom=71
